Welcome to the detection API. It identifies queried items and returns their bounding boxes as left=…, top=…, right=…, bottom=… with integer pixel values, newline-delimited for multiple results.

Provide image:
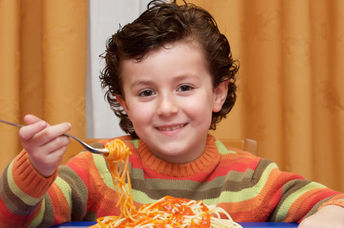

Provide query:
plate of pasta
left=90, top=139, right=242, bottom=228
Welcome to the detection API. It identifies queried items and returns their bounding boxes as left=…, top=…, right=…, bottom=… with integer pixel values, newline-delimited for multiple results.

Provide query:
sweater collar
left=136, top=135, right=221, bottom=177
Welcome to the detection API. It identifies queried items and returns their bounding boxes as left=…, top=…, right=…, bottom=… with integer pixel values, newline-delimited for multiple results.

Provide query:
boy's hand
left=299, top=205, right=344, bottom=228
left=19, top=114, right=71, bottom=177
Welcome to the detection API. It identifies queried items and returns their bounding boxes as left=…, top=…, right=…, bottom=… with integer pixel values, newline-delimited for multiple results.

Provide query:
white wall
left=86, top=0, right=152, bottom=138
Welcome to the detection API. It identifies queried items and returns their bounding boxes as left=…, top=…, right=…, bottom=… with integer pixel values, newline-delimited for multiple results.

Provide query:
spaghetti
left=103, top=139, right=136, bottom=219
left=92, top=139, right=242, bottom=228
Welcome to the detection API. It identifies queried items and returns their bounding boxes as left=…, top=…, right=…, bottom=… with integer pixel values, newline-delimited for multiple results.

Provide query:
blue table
left=52, top=221, right=298, bottom=227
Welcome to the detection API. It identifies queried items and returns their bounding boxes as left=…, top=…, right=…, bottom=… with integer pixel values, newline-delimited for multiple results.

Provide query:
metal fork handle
left=65, top=133, right=109, bottom=154
left=0, top=119, right=24, bottom=128
left=0, top=119, right=109, bottom=154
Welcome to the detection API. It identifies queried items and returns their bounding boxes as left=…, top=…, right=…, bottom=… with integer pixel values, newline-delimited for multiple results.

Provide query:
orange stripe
left=48, top=184, right=70, bottom=224
left=85, top=152, right=122, bottom=217
left=11, top=151, right=57, bottom=198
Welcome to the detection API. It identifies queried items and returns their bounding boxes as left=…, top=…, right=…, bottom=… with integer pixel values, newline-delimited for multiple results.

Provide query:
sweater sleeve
left=0, top=150, right=90, bottom=227
left=262, top=158, right=344, bottom=223
left=0, top=150, right=57, bottom=227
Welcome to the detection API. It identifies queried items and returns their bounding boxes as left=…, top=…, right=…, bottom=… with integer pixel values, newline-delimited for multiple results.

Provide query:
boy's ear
left=116, top=95, right=129, bottom=113
left=213, top=80, right=229, bottom=112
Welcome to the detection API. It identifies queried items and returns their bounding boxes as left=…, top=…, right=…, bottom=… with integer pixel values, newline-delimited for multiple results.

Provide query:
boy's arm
left=0, top=114, right=79, bottom=227
left=0, top=150, right=57, bottom=227
left=0, top=149, right=90, bottom=227
left=266, top=162, right=344, bottom=224
left=299, top=192, right=344, bottom=227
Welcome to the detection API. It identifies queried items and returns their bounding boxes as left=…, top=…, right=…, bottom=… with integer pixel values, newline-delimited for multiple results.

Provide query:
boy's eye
left=177, top=84, right=193, bottom=92
left=138, top=89, right=156, bottom=97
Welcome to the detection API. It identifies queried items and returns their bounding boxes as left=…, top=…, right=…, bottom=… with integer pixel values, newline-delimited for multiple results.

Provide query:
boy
left=1, top=0, right=343, bottom=227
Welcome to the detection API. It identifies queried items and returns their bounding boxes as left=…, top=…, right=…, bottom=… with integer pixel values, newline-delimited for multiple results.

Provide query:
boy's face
left=117, top=40, right=228, bottom=163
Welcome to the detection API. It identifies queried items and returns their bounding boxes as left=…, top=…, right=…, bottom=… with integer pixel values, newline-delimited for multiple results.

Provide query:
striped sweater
left=0, top=135, right=343, bottom=227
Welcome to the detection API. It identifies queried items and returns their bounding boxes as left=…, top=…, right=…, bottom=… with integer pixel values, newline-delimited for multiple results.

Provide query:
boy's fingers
left=34, top=122, right=72, bottom=146
left=41, top=136, right=71, bottom=154
left=19, top=121, right=48, bottom=141
left=23, top=114, right=43, bottom=125
left=35, top=145, right=68, bottom=177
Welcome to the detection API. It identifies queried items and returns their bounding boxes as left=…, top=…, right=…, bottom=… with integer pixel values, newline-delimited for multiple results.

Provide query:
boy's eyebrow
left=129, top=74, right=200, bottom=89
left=130, top=80, right=153, bottom=89
left=172, top=74, right=201, bottom=83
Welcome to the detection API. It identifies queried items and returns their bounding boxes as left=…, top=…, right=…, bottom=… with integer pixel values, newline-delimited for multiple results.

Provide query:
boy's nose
left=156, top=95, right=178, bottom=116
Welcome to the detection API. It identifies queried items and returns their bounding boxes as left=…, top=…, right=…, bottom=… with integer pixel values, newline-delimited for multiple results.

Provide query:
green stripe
left=55, top=177, right=72, bottom=209
left=269, top=179, right=309, bottom=221
left=6, top=161, right=41, bottom=206
left=275, top=182, right=326, bottom=221
left=203, top=162, right=278, bottom=205
left=215, top=139, right=237, bottom=155
left=28, top=198, right=45, bottom=228
left=0, top=166, right=31, bottom=215
left=131, top=162, right=277, bottom=205
left=128, top=139, right=139, bottom=149
left=131, top=167, right=255, bottom=193
left=132, top=189, right=157, bottom=204
left=92, top=153, right=115, bottom=190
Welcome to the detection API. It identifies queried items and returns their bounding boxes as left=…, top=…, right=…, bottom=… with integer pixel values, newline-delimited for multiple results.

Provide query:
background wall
left=0, top=0, right=88, bottom=172
left=86, top=0, right=152, bottom=138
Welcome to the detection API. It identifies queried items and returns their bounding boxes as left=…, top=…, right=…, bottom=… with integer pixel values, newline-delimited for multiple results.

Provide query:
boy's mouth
left=156, top=123, right=186, bottom=132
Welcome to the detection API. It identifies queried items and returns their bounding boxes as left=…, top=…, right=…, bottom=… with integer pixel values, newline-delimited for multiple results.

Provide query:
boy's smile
left=155, top=123, right=187, bottom=133
left=118, top=40, right=228, bottom=163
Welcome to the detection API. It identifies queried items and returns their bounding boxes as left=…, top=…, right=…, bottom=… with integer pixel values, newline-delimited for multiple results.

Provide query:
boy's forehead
left=119, top=39, right=211, bottom=83
left=126, top=39, right=204, bottom=63
left=119, top=40, right=213, bottom=87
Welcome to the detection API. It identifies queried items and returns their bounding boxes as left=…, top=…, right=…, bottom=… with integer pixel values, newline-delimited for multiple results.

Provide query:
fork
left=0, top=119, right=109, bottom=154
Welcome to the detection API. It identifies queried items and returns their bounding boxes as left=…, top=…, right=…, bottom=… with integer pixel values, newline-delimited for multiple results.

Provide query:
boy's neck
left=137, top=135, right=220, bottom=177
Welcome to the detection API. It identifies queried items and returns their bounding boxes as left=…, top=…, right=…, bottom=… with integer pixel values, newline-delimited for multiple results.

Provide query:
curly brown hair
left=100, top=0, right=239, bottom=138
